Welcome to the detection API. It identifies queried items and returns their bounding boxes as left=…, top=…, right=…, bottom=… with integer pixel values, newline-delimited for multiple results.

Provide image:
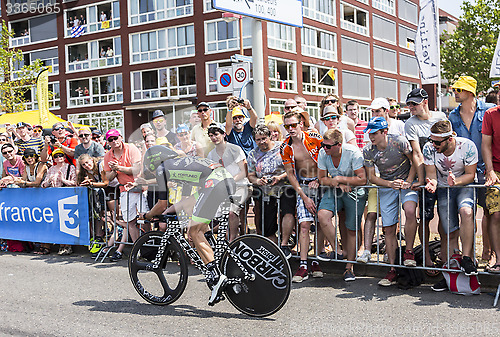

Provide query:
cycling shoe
left=208, top=274, right=227, bottom=306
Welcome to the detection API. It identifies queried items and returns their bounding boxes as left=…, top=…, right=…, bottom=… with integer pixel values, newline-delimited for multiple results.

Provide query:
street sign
left=216, top=67, right=233, bottom=93
left=233, top=63, right=250, bottom=90
left=212, top=0, right=303, bottom=28
left=231, top=54, right=253, bottom=63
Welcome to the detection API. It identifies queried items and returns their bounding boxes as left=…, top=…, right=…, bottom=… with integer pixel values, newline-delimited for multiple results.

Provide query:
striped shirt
left=14, top=136, right=44, bottom=155
left=354, top=119, right=368, bottom=149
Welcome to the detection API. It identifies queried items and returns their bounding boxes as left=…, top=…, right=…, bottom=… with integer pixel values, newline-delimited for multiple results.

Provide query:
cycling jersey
left=279, top=131, right=323, bottom=169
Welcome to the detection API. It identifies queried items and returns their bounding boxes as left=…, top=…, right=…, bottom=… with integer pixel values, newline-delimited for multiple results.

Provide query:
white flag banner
left=415, top=0, right=440, bottom=84
left=489, top=33, right=500, bottom=78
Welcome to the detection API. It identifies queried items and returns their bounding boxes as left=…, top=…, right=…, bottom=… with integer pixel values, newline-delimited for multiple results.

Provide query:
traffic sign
left=234, top=68, right=247, bottom=83
left=216, top=67, right=233, bottom=93
left=213, top=0, right=303, bottom=28
left=233, top=63, right=250, bottom=90
left=220, top=73, right=231, bottom=87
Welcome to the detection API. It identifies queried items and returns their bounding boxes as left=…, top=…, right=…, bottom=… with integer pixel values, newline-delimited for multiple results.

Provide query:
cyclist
left=139, top=145, right=235, bottom=306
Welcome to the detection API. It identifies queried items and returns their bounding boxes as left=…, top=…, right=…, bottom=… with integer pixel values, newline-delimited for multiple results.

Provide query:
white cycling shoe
left=208, top=274, right=228, bottom=306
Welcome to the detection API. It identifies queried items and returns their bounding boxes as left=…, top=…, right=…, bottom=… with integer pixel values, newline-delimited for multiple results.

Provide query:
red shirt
left=48, top=136, right=78, bottom=165
left=482, top=106, right=500, bottom=172
left=354, top=119, right=368, bottom=149
left=103, top=142, right=142, bottom=192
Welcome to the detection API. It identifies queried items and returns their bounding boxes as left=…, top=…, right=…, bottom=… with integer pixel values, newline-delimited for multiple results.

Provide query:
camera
left=264, top=176, right=273, bottom=184
left=236, top=98, right=245, bottom=104
left=50, top=135, right=57, bottom=144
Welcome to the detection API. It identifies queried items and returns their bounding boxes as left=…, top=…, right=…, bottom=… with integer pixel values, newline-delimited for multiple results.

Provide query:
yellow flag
left=36, top=69, right=50, bottom=126
left=327, top=67, right=335, bottom=81
left=101, top=20, right=110, bottom=29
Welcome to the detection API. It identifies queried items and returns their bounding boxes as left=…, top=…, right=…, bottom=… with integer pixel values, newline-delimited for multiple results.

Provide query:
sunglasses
left=321, top=116, right=339, bottom=121
left=2, top=149, right=14, bottom=155
left=107, top=136, right=119, bottom=142
left=53, top=153, right=65, bottom=158
left=324, top=99, right=337, bottom=104
left=284, top=105, right=297, bottom=110
left=428, top=137, right=450, bottom=146
left=92, top=135, right=101, bottom=139
left=198, top=108, right=209, bottom=112
left=153, top=118, right=165, bottom=123
left=452, top=88, right=463, bottom=93
left=33, top=129, right=42, bottom=133
left=0, top=138, right=7, bottom=142
left=407, top=101, right=420, bottom=107
left=177, top=132, right=188, bottom=137
left=24, top=154, right=36, bottom=158
left=53, top=126, right=64, bottom=131
left=390, top=105, right=400, bottom=109
left=79, top=133, right=91, bottom=138
left=321, top=141, right=340, bottom=149
left=283, top=122, right=299, bottom=129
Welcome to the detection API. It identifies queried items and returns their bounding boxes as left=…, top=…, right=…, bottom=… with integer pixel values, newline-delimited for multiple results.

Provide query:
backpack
left=442, top=254, right=481, bottom=295
left=396, top=245, right=425, bottom=289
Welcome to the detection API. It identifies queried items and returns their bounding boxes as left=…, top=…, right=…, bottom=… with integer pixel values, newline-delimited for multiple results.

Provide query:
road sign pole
left=252, top=19, right=265, bottom=123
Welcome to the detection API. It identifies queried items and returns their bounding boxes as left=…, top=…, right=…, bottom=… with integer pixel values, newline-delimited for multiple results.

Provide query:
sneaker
left=109, top=251, right=123, bottom=262
left=460, top=256, right=478, bottom=276
left=57, top=246, right=65, bottom=255
left=292, top=266, right=309, bottom=283
left=356, top=250, right=371, bottom=264
left=343, top=269, right=355, bottom=282
left=61, top=246, right=73, bottom=256
left=403, top=250, right=417, bottom=267
left=281, top=246, right=292, bottom=260
left=310, top=263, right=324, bottom=278
left=431, top=278, right=448, bottom=292
left=208, top=274, right=227, bottom=306
left=383, top=253, right=389, bottom=263
left=317, top=251, right=344, bottom=261
left=90, top=238, right=104, bottom=254
left=378, top=269, right=397, bottom=286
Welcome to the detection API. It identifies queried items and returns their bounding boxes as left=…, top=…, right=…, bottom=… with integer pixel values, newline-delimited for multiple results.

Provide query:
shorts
left=367, top=187, right=379, bottom=214
left=318, top=188, right=367, bottom=231
left=229, top=184, right=252, bottom=214
left=296, top=177, right=320, bottom=224
left=437, top=187, right=474, bottom=234
left=104, top=185, right=119, bottom=200
left=120, top=191, right=149, bottom=222
left=378, top=188, right=418, bottom=227
left=253, top=185, right=296, bottom=237
left=485, top=172, right=500, bottom=214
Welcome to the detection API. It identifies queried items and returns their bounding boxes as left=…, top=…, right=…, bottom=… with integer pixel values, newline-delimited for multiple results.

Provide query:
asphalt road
left=1, top=252, right=499, bottom=337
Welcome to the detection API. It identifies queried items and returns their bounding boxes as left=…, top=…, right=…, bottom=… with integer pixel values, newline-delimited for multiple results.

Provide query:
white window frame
left=399, top=52, right=420, bottom=78
left=130, top=28, right=169, bottom=64
left=400, top=80, right=418, bottom=102
left=13, top=47, right=59, bottom=79
left=205, top=18, right=252, bottom=54
left=342, top=70, right=371, bottom=100
left=267, top=22, right=296, bottom=53
left=340, top=2, right=369, bottom=36
left=341, top=35, right=370, bottom=69
left=203, top=0, right=216, bottom=13
left=399, top=24, right=416, bottom=50
left=268, top=57, right=297, bottom=93
left=372, top=0, right=395, bottom=16
left=23, top=81, right=60, bottom=111
left=64, top=0, right=121, bottom=38
left=302, top=0, right=336, bottom=25
left=302, top=63, right=337, bottom=96
left=68, top=73, right=123, bottom=108
left=374, top=75, right=398, bottom=100
left=131, top=64, right=196, bottom=101
left=67, top=36, right=122, bottom=73
left=398, top=0, right=418, bottom=25
left=68, top=110, right=124, bottom=137
left=9, top=14, right=58, bottom=47
left=373, top=44, right=397, bottom=74
left=128, top=0, right=193, bottom=26
left=372, top=14, right=396, bottom=45
left=301, top=25, right=336, bottom=61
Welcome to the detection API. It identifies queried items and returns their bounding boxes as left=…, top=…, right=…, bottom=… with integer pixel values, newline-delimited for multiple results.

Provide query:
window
left=302, top=26, right=336, bottom=60
left=23, top=82, right=60, bottom=111
left=68, top=37, right=121, bottom=72
left=267, top=23, right=295, bottom=52
left=205, top=18, right=252, bottom=53
left=206, top=60, right=231, bottom=94
left=302, top=63, right=337, bottom=96
left=269, top=58, right=296, bottom=92
left=341, top=36, right=370, bottom=67
left=399, top=25, right=416, bottom=49
left=302, top=0, right=335, bottom=25
left=373, top=0, right=395, bottom=15
left=14, top=47, right=59, bottom=79
left=167, top=24, right=195, bottom=58
left=400, top=53, right=419, bottom=78
left=372, top=14, right=396, bottom=44
left=10, top=14, right=57, bottom=47
left=132, top=65, right=196, bottom=100
left=342, top=70, right=370, bottom=99
left=68, top=74, right=123, bottom=107
left=374, top=76, right=397, bottom=99
left=65, top=1, right=120, bottom=37
left=131, top=26, right=193, bottom=63
left=340, top=2, right=368, bottom=36
left=204, top=0, right=215, bottom=12
left=399, top=0, right=418, bottom=25
left=129, top=0, right=193, bottom=25
left=68, top=110, right=124, bottom=137
left=373, top=45, right=397, bottom=73
left=400, top=81, right=418, bottom=102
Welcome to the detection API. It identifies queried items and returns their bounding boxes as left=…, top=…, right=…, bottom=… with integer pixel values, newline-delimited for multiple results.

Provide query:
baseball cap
left=368, top=98, right=390, bottom=110
left=33, top=124, right=43, bottom=130
left=51, top=148, right=65, bottom=157
left=196, top=102, right=210, bottom=109
left=23, top=148, right=37, bottom=157
left=231, top=106, right=245, bottom=118
left=406, top=88, right=429, bottom=104
left=176, top=124, right=190, bottom=133
left=16, top=122, right=28, bottom=129
left=207, top=122, right=225, bottom=134
left=364, top=117, right=389, bottom=134
left=92, top=129, right=102, bottom=136
left=105, top=129, right=121, bottom=140
left=451, top=76, right=477, bottom=96
left=152, top=110, right=165, bottom=119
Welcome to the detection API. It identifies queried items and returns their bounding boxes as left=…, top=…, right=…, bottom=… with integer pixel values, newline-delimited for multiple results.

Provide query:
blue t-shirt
left=227, top=122, right=256, bottom=158
left=449, top=99, right=495, bottom=175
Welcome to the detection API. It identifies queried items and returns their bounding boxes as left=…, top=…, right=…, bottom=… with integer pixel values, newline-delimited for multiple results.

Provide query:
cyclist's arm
left=144, top=199, right=168, bottom=220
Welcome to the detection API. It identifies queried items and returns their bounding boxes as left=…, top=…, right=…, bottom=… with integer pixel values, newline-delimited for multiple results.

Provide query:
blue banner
left=0, top=187, right=90, bottom=245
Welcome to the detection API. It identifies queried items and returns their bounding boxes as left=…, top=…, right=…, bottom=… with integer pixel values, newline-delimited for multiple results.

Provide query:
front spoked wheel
left=128, top=231, right=188, bottom=305
left=220, top=234, right=292, bottom=317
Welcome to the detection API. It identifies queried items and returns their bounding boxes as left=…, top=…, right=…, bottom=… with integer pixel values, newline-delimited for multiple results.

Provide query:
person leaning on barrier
left=363, top=117, right=419, bottom=287
left=0, top=143, right=26, bottom=188
left=41, top=122, right=78, bottom=166
left=14, top=148, right=47, bottom=188
left=247, top=124, right=294, bottom=245
left=13, top=122, right=44, bottom=155
left=316, top=129, right=367, bottom=282
left=424, top=120, right=478, bottom=283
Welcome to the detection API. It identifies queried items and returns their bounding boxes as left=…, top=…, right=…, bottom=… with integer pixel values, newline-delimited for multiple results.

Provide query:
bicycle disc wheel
left=220, top=234, right=291, bottom=317
left=129, top=231, right=188, bottom=305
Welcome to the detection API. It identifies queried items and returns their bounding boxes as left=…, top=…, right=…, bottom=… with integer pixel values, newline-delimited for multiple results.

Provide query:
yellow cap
left=79, top=126, right=91, bottom=133
left=231, top=106, right=245, bottom=118
left=155, top=137, right=172, bottom=147
left=52, top=148, right=64, bottom=157
left=451, top=76, right=477, bottom=96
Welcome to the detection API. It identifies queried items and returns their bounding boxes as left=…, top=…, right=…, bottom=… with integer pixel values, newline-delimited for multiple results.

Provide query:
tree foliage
left=0, top=20, right=44, bottom=113
left=441, top=0, right=500, bottom=93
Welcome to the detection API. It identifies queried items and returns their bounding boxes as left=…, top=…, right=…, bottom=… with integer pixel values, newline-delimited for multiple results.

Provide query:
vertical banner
left=0, top=187, right=90, bottom=245
left=490, top=33, right=500, bottom=78
left=415, top=0, right=440, bottom=84
left=36, top=68, right=50, bottom=126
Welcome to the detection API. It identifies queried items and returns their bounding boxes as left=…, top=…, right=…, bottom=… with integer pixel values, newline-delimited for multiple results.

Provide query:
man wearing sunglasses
left=151, top=110, right=178, bottom=147
left=40, top=122, right=78, bottom=165
left=280, top=110, right=324, bottom=282
left=191, top=102, right=216, bottom=157
left=224, top=97, right=257, bottom=157
left=423, top=120, right=478, bottom=281
left=13, top=122, right=43, bottom=155
left=387, top=98, right=401, bottom=119
left=1, top=143, right=25, bottom=188
left=345, top=100, right=368, bottom=149
left=74, top=126, right=105, bottom=160
left=449, top=76, right=496, bottom=268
